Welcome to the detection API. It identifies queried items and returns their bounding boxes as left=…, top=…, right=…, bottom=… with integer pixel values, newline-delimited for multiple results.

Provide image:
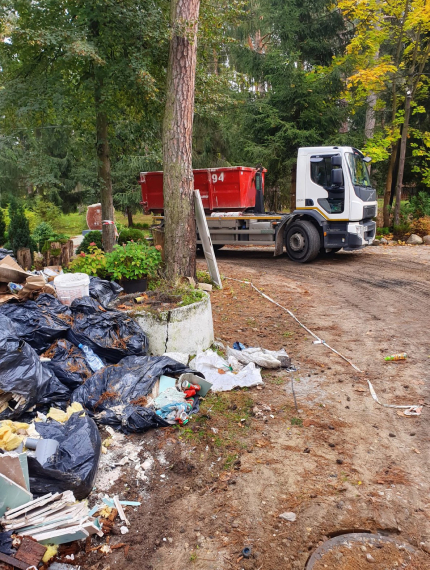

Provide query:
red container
left=140, top=166, right=265, bottom=214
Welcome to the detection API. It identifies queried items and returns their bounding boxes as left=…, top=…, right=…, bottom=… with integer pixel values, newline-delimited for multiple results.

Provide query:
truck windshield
left=345, top=153, right=371, bottom=187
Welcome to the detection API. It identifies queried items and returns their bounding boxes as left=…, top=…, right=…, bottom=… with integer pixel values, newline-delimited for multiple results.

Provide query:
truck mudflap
left=274, top=215, right=293, bottom=256
left=323, top=219, right=376, bottom=250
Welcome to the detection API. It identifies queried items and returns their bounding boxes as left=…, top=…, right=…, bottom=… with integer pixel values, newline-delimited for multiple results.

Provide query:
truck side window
left=310, top=155, right=344, bottom=214
left=311, top=157, right=332, bottom=188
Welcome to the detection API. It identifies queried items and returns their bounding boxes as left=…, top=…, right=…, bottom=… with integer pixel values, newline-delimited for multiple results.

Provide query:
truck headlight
left=356, top=225, right=364, bottom=237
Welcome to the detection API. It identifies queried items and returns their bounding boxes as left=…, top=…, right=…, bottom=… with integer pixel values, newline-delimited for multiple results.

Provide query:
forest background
left=2, top=0, right=430, bottom=237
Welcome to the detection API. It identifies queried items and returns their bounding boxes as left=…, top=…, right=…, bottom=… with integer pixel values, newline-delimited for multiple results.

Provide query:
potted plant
left=105, top=241, right=162, bottom=293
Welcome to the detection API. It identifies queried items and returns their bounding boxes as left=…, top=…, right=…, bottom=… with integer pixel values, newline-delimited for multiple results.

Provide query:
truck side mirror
left=331, top=168, right=343, bottom=186
left=331, top=155, right=342, bottom=167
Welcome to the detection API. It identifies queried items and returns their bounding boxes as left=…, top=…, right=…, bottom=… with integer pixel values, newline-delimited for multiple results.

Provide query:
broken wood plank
left=0, top=552, right=29, bottom=570
left=14, top=536, right=47, bottom=566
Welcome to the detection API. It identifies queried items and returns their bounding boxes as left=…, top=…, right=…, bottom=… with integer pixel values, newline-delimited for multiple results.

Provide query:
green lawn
left=51, top=211, right=154, bottom=237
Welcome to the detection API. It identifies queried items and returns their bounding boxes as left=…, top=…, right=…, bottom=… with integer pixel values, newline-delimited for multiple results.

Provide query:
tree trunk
left=95, top=105, right=115, bottom=252
left=162, top=0, right=200, bottom=281
left=126, top=207, right=133, bottom=227
left=91, top=11, right=115, bottom=254
left=383, top=141, right=399, bottom=227
left=364, top=92, right=377, bottom=140
left=393, top=93, right=412, bottom=226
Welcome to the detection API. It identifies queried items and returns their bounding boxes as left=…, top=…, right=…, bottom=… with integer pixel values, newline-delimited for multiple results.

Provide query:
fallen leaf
left=412, top=448, right=420, bottom=454
left=355, top=387, right=366, bottom=393
left=217, top=369, right=226, bottom=375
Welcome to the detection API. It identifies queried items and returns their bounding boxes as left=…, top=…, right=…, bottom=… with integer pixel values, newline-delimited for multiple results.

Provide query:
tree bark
left=393, top=92, right=411, bottom=226
left=383, top=141, right=398, bottom=227
left=126, top=206, right=133, bottom=227
left=162, top=0, right=200, bottom=281
left=91, top=14, right=115, bottom=253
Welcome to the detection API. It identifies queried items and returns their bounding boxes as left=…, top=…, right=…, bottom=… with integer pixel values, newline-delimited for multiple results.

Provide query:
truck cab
left=292, top=146, right=377, bottom=254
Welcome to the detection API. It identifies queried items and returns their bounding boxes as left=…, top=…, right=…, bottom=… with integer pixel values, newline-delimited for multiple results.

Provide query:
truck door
left=305, top=154, right=349, bottom=220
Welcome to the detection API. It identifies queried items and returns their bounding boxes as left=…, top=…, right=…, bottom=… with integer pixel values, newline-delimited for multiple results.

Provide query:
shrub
left=408, top=191, right=430, bottom=219
left=130, top=222, right=150, bottom=230
left=376, top=227, right=390, bottom=236
left=117, top=228, right=145, bottom=245
left=32, top=197, right=62, bottom=226
left=32, top=222, right=56, bottom=250
left=8, top=199, right=33, bottom=256
left=0, top=209, right=6, bottom=246
left=69, top=245, right=107, bottom=278
left=105, top=241, right=162, bottom=281
left=410, top=216, right=430, bottom=237
left=76, top=231, right=103, bottom=254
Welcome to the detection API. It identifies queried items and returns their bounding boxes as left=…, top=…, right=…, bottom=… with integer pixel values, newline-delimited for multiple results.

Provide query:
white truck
left=141, top=146, right=377, bottom=263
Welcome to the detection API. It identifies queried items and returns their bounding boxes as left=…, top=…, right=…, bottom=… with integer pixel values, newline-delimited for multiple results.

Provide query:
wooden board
left=14, top=537, right=47, bottom=566
left=194, top=190, right=222, bottom=289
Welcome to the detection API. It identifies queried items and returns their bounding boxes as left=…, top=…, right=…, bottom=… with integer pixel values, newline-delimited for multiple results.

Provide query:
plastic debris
left=384, top=353, right=407, bottom=361
left=190, top=350, right=263, bottom=391
left=72, top=355, right=202, bottom=433
left=227, top=345, right=292, bottom=369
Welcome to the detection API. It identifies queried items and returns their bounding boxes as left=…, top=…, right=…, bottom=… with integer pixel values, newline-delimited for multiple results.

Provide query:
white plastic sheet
left=190, top=350, right=263, bottom=391
left=226, top=346, right=291, bottom=369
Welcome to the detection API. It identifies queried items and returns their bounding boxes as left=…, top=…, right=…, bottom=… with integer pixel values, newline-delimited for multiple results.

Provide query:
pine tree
left=0, top=209, right=6, bottom=246
left=8, top=199, right=33, bottom=256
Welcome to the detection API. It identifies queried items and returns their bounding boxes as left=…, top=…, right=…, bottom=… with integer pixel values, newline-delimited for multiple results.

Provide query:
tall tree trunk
left=163, top=0, right=200, bottom=281
left=126, top=206, right=133, bottom=227
left=95, top=101, right=115, bottom=252
left=393, top=93, right=412, bottom=226
left=383, top=141, right=399, bottom=227
left=91, top=12, right=115, bottom=253
left=364, top=92, right=377, bottom=140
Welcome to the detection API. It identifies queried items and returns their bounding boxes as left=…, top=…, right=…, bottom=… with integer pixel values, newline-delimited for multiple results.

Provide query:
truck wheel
left=285, top=221, right=321, bottom=263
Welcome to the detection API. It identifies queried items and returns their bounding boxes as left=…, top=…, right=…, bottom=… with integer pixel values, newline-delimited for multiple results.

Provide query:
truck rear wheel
left=285, top=221, right=321, bottom=263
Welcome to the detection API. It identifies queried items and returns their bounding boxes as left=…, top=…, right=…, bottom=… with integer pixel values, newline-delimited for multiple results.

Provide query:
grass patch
left=291, top=417, right=303, bottom=426
left=282, top=331, right=294, bottom=338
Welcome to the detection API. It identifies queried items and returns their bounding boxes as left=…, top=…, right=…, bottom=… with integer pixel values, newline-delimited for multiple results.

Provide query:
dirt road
left=84, top=246, right=430, bottom=570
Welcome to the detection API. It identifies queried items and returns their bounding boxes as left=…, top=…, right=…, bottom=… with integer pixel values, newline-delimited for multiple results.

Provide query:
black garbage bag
left=44, top=339, right=93, bottom=390
left=0, top=315, right=71, bottom=420
left=28, top=413, right=101, bottom=500
left=67, top=296, right=148, bottom=363
left=0, top=248, right=14, bottom=262
left=36, top=293, right=72, bottom=318
left=0, top=298, right=70, bottom=353
left=89, top=277, right=123, bottom=307
left=72, top=355, right=203, bottom=433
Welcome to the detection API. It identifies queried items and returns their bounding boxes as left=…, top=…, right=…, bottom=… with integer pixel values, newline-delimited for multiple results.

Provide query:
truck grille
left=363, top=205, right=376, bottom=219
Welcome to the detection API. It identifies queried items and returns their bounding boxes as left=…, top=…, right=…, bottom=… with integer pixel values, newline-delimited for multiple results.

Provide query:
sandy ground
left=79, top=245, right=430, bottom=570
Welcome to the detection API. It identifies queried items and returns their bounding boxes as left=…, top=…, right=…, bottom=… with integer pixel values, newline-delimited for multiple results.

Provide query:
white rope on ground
left=224, top=276, right=421, bottom=414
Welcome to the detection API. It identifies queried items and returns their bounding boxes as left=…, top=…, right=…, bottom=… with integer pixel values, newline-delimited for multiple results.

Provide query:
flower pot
left=120, top=276, right=148, bottom=294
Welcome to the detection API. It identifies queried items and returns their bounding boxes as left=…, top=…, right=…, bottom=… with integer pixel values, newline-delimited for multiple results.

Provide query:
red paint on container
left=140, top=166, right=266, bottom=214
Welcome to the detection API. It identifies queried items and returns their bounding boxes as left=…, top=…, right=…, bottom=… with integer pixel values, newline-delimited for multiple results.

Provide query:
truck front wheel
left=285, top=221, right=321, bottom=263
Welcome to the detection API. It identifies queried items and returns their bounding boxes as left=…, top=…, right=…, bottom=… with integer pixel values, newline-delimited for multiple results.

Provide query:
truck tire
left=285, top=221, right=321, bottom=263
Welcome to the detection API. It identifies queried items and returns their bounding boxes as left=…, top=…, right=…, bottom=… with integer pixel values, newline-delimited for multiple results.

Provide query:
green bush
left=0, top=209, right=6, bottom=246
left=76, top=231, right=103, bottom=254
left=69, top=245, right=107, bottom=278
left=118, top=228, right=146, bottom=244
left=105, top=241, right=161, bottom=281
left=408, top=191, right=430, bottom=219
left=32, top=222, right=56, bottom=250
left=8, top=199, right=34, bottom=256
left=32, top=197, right=62, bottom=226
left=376, top=227, right=390, bottom=236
